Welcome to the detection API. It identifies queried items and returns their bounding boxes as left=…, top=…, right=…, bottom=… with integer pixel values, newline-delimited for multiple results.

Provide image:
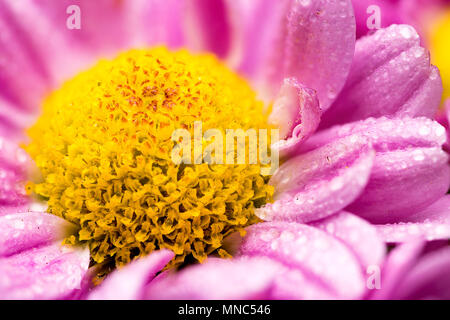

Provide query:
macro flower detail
left=25, top=47, right=273, bottom=269
left=0, top=0, right=449, bottom=301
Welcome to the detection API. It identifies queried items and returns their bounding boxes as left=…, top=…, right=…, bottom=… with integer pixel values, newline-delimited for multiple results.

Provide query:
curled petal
left=0, top=211, right=74, bottom=257
left=310, top=211, right=386, bottom=269
left=88, top=250, right=174, bottom=300
left=237, top=222, right=366, bottom=299
left=269, top=78, right=321, bottom=158
left=370, top=238, right=425, bottom=299
left=0, top=242, right=90, bottom=299
left=376, top=195, right=450, bottom=242
left=258, top=134, right=374, bottom=223
left=394, top=246, right=450, bottom=299
left=321, top=25, right=443, bottom=128
left=145, top=256, right=335, bottom=300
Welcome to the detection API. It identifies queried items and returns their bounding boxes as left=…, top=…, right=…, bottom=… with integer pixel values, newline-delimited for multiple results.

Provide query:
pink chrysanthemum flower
left=0, top=0, right=449, bottom=300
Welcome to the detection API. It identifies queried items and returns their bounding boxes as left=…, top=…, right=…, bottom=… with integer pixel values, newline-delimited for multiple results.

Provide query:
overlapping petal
left=0, top=242, right=89, bottom=299
left=237, top=222, right=366, bottom=299
left=376, top=195, right=450, bottom=242
left=88, top=249, right=174, bottom=300
left=369, top=238, right=425, bottom=299
left=257, top=134, right=374, bottom=223
left=321, top=25, right=443, bottom=128
left=310, top=211, right=385, bottom=269
left=298, top=117, right=449, bottom=223
left=146, top=255, right=337, bottom=300
left=146, top=257, right=283, bottom=300
left=0, top=211, right=74, bottom=257
left=393, top=246, right=450, bottom=299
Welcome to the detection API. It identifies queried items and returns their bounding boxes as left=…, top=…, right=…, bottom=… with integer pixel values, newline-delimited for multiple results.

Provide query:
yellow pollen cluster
left=26, top=47, right=273, bottom=269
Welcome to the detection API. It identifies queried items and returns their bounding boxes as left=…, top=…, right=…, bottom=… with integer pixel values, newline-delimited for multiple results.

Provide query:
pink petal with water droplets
left=146, top=257, right=278, bottom=300
left=0, top=137, right=34, bottom=206
left=0, top=211, right=74, bottom=257
left=269, top=78, right=321, bottom=158
left=310, top=211, right=386, bottom=269
left=297, top=117, right=449, bottom=222
left=258, top=134, right=374, bottom=223
left=321, top=25, right=442, bottom=128
left=369, top=238, right=425, bottom=299
left=145, top=256, right=335, bottom=300
left=261, top=0, right=355, bottom=109
left=436, top=99, right=450, bottom=153
left=376, top=195, right=450, bottom=242
left=394, top=246, right=450, bottom=299
left=301, top=117, right=447, bottom=154
left=0, top=242, right=90, bottom=299
left=347, top=147, right=450, bottom=223
left=237, top=222, right=366, bottom=299
left=88, top=249, right=174, bottom=300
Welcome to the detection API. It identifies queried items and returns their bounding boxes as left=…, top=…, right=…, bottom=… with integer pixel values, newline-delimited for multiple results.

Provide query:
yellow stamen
left=26, top=47, right=273, bottom=269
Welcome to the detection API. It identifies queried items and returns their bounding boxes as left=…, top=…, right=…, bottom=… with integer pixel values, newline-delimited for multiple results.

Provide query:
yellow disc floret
left=26, top=47, right=273, bottom=269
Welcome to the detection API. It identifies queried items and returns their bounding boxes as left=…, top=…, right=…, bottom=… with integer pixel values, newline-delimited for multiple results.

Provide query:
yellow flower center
left=26, top=47, right=273, bottom=270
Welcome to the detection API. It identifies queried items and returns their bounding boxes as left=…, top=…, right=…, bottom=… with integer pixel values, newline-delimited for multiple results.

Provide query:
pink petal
left=352, top=0, right=405, bottom=38
left=135, top=0, right=184, bottom=48
left=347, top=147, right=450, bottom=223
left=310, top=211, right=386, bottom=269
left=237, top=222, right=366, bottom=299
left=258, top=134, right=374, bottom=223
left=262, top=0, right=355, bottom=109
left=394, top=246, right=450, bottom=299
left=369, top=238, right=425, bottom=299
left=184, top=0, right=230, bottom=58
left=301, top=117, right=447, bottom=154
left=232, top=0, right=355, bottom=108
left=298, top=117, right=449, bottom=222
left=0, top=211, right=74, bottom=257
left=321, top=25, right=442, bottom=129
left=146, top=257, right=280, bottom=300
left=88, top=249, right=174, bottom=300
left=0, top=242, right=90, bottom=299
left=0, top=0, right=185, bottom=130
left=436, top=99, right=450, bottom=153
left=376, top=195, right=450, bottom=242
left=145, top=256, right=335, bottom=300
left=0, top=1, right=50, bottom=117
left=0, top=137, right=34, bottom=206
left=269, top=78, right=321, bottom=158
